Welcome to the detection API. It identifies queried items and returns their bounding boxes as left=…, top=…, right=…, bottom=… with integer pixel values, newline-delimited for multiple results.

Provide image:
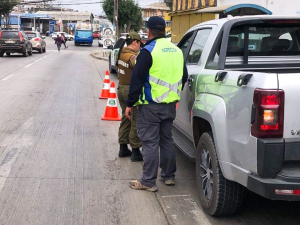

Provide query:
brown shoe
left=129, top=180, right=158, bottom=192
left=158, top=176, right=175, bottom=186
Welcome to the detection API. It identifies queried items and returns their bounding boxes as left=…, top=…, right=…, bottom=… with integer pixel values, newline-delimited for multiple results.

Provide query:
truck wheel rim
left=200, top=149, right=213, bottom=200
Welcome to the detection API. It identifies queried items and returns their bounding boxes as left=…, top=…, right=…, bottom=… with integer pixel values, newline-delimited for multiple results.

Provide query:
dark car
left=0, top=30, right=33, bottom=57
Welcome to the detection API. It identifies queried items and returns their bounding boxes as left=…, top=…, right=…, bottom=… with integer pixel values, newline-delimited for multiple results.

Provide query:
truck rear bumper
left=248, top=174, right=300, bottom=201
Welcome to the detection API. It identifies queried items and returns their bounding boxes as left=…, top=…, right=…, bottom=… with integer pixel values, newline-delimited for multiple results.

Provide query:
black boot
left=131, top=148, right=143, bottom=162
left=118, top=144, right=131, bottom=158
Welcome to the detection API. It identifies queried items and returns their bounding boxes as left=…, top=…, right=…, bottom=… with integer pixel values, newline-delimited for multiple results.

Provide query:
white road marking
left=1, top=73, right=16, bottom=81
left=25, top=55, right=50, bottom=68
left=161, top=194, right=192, bottom=198
left=1, top=54, right=51, bottom=81
left=0, top=117, right=33, bottom=193
left=25, top=63, right=34, bottom=68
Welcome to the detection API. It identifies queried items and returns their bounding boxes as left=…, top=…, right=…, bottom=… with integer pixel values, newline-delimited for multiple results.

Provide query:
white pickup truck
left=174, top=15, right=300, bottom=216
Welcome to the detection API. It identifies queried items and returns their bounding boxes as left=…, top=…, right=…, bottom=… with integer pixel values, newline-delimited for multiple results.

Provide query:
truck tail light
left=275, top=189, right=300, bottom=195
left=251, top=89, right=284, bottom=138
left=0, top=31, right=2, bottom=39
left=19, top=31, right=24, bottom=42
left=34, top=38, right=40, bottom=41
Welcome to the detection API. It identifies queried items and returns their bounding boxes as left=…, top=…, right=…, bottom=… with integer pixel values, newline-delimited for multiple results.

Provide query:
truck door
left=174, top=28, right=212, bottom=138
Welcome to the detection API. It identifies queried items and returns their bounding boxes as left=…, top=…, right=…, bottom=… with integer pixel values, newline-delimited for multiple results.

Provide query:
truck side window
left=186, top=29, right=211, bottom=65
left=179, top=34, right=193, bottom=58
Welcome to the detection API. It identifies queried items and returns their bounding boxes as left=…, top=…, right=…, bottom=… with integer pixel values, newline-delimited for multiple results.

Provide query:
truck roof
left=187, top=15, right=300, bottom=34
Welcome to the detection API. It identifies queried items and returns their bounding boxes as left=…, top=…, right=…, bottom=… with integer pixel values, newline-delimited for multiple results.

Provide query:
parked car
left=166, top=33, right=172, bottom=42
left=52, top=32, right=74, bottom=41
left=25, top=31, right=46, bottom=53
left=175, top=15, right=300, bottom=216
left=0, top=30, right=32, bottom=57
left=93, top=31, right=101, bottom=39
left=108, top=36, right=126, bottom=74
left=139, top=33, right=148, bottom=43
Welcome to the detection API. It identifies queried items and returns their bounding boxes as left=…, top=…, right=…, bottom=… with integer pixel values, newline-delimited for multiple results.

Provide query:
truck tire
left=196, top=132, right=244, bottom=216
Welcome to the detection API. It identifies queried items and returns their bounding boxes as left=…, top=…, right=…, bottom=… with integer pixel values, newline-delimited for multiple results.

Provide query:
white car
left=51, top=32, right=74, bottom=41
left=25, top=31, right=46, bottom=53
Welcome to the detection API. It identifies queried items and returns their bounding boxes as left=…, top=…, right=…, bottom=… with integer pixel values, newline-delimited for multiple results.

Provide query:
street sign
left=103, top=35, right=115, bottom=49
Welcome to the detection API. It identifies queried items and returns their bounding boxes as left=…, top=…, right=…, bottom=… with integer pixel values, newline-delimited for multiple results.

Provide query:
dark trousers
left=117, top=85, right=141, bottom=148
left=56, top=44, right=61, bottom=51
left=137, top=103, right=177, bottom=187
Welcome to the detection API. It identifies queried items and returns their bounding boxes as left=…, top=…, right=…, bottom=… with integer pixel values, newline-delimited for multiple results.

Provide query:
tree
left=0, top=0, right=18, bottom=28
left=102, top=0, right=143, bottom=34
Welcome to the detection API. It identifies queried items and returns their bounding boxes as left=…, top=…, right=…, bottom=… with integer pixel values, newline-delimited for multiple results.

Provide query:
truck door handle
left=237, top=73, right=253, bottom=87
left=188, top=77, right=194, bottom=87
left=214, top=71, right=227, bottom=82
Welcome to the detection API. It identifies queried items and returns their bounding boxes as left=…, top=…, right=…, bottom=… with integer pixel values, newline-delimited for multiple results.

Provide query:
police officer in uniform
left=126, top=17, right=188, bottom=191
left=117, top=32, right=143, bottom=162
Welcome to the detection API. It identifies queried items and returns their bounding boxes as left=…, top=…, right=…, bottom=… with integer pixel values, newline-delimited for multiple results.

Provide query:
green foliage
left=102, top=0, right=143, bottom=32
left=102, top=0, right=114, bottom=24
left=0, top=0, right=18, bottom=16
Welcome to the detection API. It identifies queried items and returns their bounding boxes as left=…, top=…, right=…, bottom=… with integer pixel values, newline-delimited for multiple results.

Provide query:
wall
left=171, top=13, right=215, bottom=43
left=217, top=0, right=300, bottom=15
left=173, top=0, right=217, bottom=11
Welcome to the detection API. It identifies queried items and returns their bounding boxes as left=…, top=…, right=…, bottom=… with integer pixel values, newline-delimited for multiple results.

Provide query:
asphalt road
left=0, top=37, right=299, bottom=225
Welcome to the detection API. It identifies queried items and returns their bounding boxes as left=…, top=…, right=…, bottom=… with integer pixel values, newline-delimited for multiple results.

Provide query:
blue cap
left=147, top=16, right=166, bottom=31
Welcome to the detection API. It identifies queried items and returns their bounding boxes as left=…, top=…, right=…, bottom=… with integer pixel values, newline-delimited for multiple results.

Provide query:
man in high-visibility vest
left=125, top=16, right=188, bottom=192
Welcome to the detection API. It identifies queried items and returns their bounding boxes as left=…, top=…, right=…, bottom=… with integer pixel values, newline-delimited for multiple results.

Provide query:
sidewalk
left=90, top=49, right=110, bottom=61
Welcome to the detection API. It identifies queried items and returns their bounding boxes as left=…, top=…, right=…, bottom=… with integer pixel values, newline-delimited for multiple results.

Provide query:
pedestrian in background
left=55, top=35, right=62, bottom=52
left=126, top=16, right=188, bottom=192
left=61, top=33, right=68, bottom=48
left=117, top=32, right=143, bottom=162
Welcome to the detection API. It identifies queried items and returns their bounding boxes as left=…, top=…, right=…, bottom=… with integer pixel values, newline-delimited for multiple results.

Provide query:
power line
left=20, top=0, right=103, bottom=5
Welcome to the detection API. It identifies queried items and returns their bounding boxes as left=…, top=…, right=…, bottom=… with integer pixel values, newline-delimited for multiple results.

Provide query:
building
left=36, top=11, right=94, bottom=33
left=169, top=0, right=298, bottom=43
left=1, top=13, right=53, bottom=34
left=142, top=2, right=171, bottom=33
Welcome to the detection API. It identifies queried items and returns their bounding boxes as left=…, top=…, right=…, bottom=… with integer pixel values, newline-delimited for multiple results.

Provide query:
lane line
left=25, top=55, right=50, bottom=68
left=1, top=73, right=16, bottom=81
left=1, top=54, right=51, bottom=81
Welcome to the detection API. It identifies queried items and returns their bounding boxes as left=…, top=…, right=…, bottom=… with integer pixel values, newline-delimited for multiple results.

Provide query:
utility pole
left=114, top=0, right=118, bottom=38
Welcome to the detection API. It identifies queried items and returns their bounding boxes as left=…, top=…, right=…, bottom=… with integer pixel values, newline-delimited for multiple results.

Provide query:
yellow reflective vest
left=136, top=38, right=184, bottom=105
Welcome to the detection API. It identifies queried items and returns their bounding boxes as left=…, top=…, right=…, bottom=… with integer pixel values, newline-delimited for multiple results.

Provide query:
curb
left=90, top=53, right=109, bottom=62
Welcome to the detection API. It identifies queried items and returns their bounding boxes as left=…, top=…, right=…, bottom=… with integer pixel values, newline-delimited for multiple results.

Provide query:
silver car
left=25, top=31, right=46, bottom=53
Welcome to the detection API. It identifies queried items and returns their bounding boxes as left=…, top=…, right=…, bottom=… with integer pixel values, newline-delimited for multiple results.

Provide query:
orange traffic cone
left=101, top=82, right=121, bottom=121
left=99, top=70, right=110, bottom=99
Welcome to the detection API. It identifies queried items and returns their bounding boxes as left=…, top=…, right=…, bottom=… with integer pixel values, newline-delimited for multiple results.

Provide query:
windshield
left=1, top=32, right=19, bottom=39
left=26, top=33, right=37, bottom=38
left=76, top=30, right=92, bottom=38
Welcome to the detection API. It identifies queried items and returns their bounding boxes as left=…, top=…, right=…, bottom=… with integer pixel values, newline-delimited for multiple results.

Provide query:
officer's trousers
left=137, top=103, right=177, bottom=187
left=117, top=84, right=141, bottom=149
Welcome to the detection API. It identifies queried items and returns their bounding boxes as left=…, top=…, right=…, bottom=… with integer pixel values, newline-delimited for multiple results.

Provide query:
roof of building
left=36, top=11, right=93, bottom=21
left=196, top=4, right=272, bottom=15
left=142, top=2, right=170, bottom=11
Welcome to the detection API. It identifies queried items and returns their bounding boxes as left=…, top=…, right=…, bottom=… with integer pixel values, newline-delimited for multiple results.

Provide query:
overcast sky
left=53, top=0, right=163, bottom=16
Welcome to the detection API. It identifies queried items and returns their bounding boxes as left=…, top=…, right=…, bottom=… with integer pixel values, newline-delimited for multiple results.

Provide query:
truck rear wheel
left=196, top=132, right=244, bottom=216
